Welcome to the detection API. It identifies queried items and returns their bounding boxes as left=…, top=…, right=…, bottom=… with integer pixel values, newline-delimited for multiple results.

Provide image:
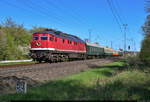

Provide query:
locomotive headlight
left=36, top=42, right=41, bottom=46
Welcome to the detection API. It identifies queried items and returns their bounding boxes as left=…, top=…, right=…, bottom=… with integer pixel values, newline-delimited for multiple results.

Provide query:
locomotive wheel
left=38, top=60, right=42, bottom=63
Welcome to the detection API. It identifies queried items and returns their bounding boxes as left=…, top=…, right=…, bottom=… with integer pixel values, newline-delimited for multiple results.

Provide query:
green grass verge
left=0, top=61, right=35, bottom=66
left=0, top=61, right=150, bottom=101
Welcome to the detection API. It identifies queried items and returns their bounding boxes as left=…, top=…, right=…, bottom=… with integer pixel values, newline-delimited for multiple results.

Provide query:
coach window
left=70, top=41, right=72, bottom=44
left=74, top=42, right=76, bottom=45
left=41, top=35, right=48, bottom=40
left=33, top=35, right=39, bottom=40
left=49, top=37, right=53, bottom=41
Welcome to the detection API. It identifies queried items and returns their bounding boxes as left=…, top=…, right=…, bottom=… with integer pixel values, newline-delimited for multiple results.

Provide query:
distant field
left=0, top=61, right=35, bottom=66
left=0, top=61, right=150, bottom=101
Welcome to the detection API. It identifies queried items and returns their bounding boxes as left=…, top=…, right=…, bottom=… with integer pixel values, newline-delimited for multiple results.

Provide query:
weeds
left=95, top=70, right=150, bottom=100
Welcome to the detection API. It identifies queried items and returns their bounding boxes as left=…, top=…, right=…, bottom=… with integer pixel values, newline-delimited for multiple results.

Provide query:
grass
left=0, top=61, right=35, bottom=66
left=0, top=61, right=150, bottom=101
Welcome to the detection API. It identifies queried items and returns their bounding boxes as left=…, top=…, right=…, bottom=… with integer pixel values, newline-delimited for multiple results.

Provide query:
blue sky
left=0, top=0, right=147, bottom=51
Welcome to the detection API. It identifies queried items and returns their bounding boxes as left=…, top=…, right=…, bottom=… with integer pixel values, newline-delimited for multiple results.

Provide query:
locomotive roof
left=34, top=30, right=85, bottom=43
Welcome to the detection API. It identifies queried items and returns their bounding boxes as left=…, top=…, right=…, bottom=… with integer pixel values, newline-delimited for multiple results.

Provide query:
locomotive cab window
left=63, top=39, right=65, bottom=43
left=55, top=37, right=57, bottom=42
left=49, top=37, right=53, bottom=41
left=33, top=35, right=39, bottom=40
left=41, top=35, right=48, bottom=40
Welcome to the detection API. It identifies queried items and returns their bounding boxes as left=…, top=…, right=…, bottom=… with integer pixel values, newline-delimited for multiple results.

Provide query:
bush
left=124, top=56, right=143, bottom=70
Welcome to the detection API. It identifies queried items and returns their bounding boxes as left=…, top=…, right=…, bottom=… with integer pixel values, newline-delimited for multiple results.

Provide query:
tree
left=0, top=29, right=9, bottom=60
left=29, top=26, right=48, bottom=33
left=140, top=1, right=150, bottom=65
left=0, top=18, right=32, bottom=60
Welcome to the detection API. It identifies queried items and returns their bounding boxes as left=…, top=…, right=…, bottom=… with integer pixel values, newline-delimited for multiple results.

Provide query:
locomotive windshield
left=33, top=35, right=39, bottom=40
left=41, top=35, right=48, bottom=40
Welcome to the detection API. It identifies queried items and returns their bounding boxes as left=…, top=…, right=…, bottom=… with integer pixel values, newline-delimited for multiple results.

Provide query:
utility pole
left=88, top=29, right=92, bottom=42
left=111, top=41, right=112, bottom=48
left=133, top=40, right=136, bottom=55
left=123, top=24, right=127, bottom=57
left=131, top=38, right=134, bottom=51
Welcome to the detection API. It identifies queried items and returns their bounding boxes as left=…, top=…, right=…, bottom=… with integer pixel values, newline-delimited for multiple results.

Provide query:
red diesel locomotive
left=29, top=29, right=86, bottom=62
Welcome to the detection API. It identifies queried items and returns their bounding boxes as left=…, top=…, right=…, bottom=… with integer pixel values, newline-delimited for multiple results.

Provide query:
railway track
left=0, top=57, right=121, bottom=77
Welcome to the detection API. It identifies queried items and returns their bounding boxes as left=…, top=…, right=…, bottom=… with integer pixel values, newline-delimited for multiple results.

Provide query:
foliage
left=124, top=56, right=143, bottom=70
left=140, top=15, right=150, bottom=65
left=29, top=26, right=48, bottom=33
left=0, top=18, right=32, bottom=60
left=140, top=1, right=150, bottom=65
left=0, top=29, right=9, bottom=60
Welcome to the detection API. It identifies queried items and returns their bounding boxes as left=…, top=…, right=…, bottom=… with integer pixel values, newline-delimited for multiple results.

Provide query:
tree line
left=0, top=18, right=47, bottom=60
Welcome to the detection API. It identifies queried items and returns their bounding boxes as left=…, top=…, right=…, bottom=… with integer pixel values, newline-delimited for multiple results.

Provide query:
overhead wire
left=20, top=0, right=68, bottom=27
left=42, top=0, right=83, bottom=27
left=113, top=0, right=136, bottom=50
left=1, top=0, right=69, bottom=30
left=107, top=0, right=133, bottom=50
left=44, top=0, right=89, bottom=25
left=106, top=0, right=125, bottom=49
left=110, top=0, right=124, bottom=25
left=106, top=0, right=123, bottom=33
left=55, top=0, right=92, bottom=27
left=114, top=0, right=127, bottom=23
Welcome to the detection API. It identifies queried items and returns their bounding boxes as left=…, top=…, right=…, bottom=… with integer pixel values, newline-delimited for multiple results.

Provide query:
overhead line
left=45, top=0, right=90, bottom=27
left=22, top=0, right=67, bottom=26
left=56, top=0, right=91, bottom=27
left=106, top=0, right=123, bottom=33
left=114, top=0, right=127, bottom=23
left=42, top=0, right=83, bottom=26
left=2, top=0, right=69, bottom=29
left=110, top=0, right=124, bottom=25
left=113, top=0, right=134, bottom=50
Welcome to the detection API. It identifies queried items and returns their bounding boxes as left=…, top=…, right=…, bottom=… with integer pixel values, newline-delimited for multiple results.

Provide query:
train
left=29, top=29, right=123, bottom=62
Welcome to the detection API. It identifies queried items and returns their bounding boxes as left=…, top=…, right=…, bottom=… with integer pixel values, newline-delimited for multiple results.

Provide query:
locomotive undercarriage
left=86, top=55, right=104, bottom=59
left=29, top=50, right=86, bottom=63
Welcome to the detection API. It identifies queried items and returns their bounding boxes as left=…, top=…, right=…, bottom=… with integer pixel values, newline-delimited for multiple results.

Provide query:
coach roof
left=86, top=42, right=104, bottom=48
left=34, top=30, right=85, bottom=43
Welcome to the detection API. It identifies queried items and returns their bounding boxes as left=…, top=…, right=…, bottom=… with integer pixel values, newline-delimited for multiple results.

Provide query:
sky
left=0, top=0, right=147, bottom=51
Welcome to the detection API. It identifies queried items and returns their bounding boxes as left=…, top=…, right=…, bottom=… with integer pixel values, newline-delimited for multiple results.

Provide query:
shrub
left=124, top=56, right=143, bottom=70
